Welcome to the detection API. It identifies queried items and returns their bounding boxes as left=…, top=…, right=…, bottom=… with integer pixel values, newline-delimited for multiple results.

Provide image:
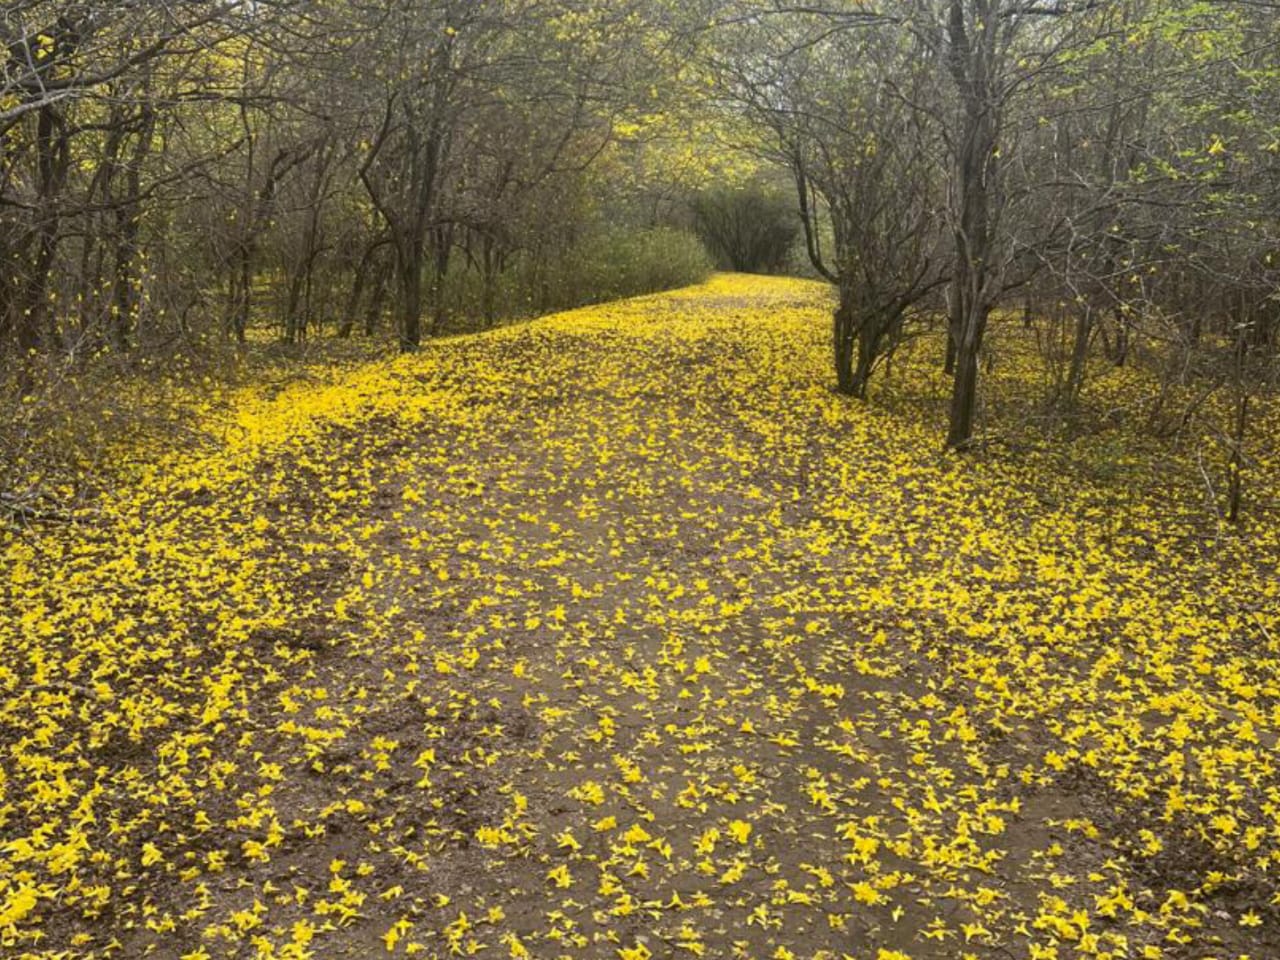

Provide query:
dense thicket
left=689, top=184, right=799, bottom=273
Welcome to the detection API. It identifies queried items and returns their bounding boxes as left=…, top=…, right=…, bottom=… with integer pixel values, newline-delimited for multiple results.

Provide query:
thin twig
left=1251, top=612, right=1276, bottom=648
left=1193, top=446, right=1223, bottom=551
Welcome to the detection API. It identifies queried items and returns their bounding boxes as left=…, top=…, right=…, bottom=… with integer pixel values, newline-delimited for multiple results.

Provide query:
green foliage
left=556, top=226, right=714, bottom=305
left=689, top=185, right=799, bottom=275
left=439, top=227, right=713, bottom=330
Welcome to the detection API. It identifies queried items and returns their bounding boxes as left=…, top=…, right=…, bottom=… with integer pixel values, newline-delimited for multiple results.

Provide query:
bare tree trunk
left=947, top=317, right=984, bottom=448
left=941, top=0, right=1008, bottom=449
left=365, top=258, right=390, bottom=337
left=429, top=224, right=452, bottom=334
left=1227, top=390, right=1248, bottom=523
left=1227, top=333, right=1250, bottom=523
left=284, top=271, right=305, bottom=344
left=231, top=244, right=251, bottom=343
left=16, top=104, right=71, bottom=353
left=480, top=233, right=502, bottom=328
left=111, top=106, right=155, bottom=350
left=833, top=297, right=856, bottom=395
left=284, top=138, right=332, bottom=343
left=397, top=236, right=424, bottom=350
left=1065, top=309, right=1092, bottom=408
left=340, top=239, right=383, bottom=338
left=944, top=281, right=960, bottom=375
left=850, top=321, right=878, bottom=400
left=1111, top=305, right=1130, bottom=366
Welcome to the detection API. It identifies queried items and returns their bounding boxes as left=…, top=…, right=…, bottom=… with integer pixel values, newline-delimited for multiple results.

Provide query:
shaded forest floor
left=2, top=275, right=1279, bottom=960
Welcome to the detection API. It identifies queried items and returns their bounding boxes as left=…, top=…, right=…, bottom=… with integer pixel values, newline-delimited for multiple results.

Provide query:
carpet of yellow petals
left=2, top=274, right=1279, bottom=960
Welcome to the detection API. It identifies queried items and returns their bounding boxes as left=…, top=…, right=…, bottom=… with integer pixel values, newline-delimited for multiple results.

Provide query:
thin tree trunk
left=16, top=104, right=71, bottom=353
left=364, top=259, right=390, bottom=337
left=112, top=106, right=155, bottom=350
left=1112, top=306, right=1129, bottom=366
left=429, top=224, right=451, bottom=334
left=1227, top=334, right=1249, bottom=523
left=1065, top=309, right=1092, bottom=407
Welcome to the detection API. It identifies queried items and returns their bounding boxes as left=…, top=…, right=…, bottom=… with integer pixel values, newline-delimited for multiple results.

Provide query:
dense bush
left=689, top=186, right=800, bottom=274
left=554, top=226, right=715, bottom=306
left=439, top=226, right=714, bottom=331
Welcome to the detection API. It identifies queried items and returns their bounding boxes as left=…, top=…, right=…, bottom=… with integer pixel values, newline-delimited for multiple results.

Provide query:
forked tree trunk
left=850, top=323, right=877, bottom=400
left=1065, top=309, right=1093, bottom=407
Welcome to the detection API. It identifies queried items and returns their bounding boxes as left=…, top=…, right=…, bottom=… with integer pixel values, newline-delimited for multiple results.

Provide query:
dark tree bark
left=110, top=105, right=156, bottom=350
left=15, top=100, right=72, bottom=353
left=941, top=0, right=1007, bottom=448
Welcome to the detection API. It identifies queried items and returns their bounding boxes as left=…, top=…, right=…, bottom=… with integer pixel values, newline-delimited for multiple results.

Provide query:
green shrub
left=690, top=186, right=799, bottom=274
left=554, top=226, right=714, bottom=305
left=438, top=227, right=713, bottom=331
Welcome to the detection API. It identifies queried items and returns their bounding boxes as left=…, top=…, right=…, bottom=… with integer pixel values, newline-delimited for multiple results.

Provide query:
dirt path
left=279, top=313, right=1007, bottom=960
left=4, top=276, right=1278, bottom=960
